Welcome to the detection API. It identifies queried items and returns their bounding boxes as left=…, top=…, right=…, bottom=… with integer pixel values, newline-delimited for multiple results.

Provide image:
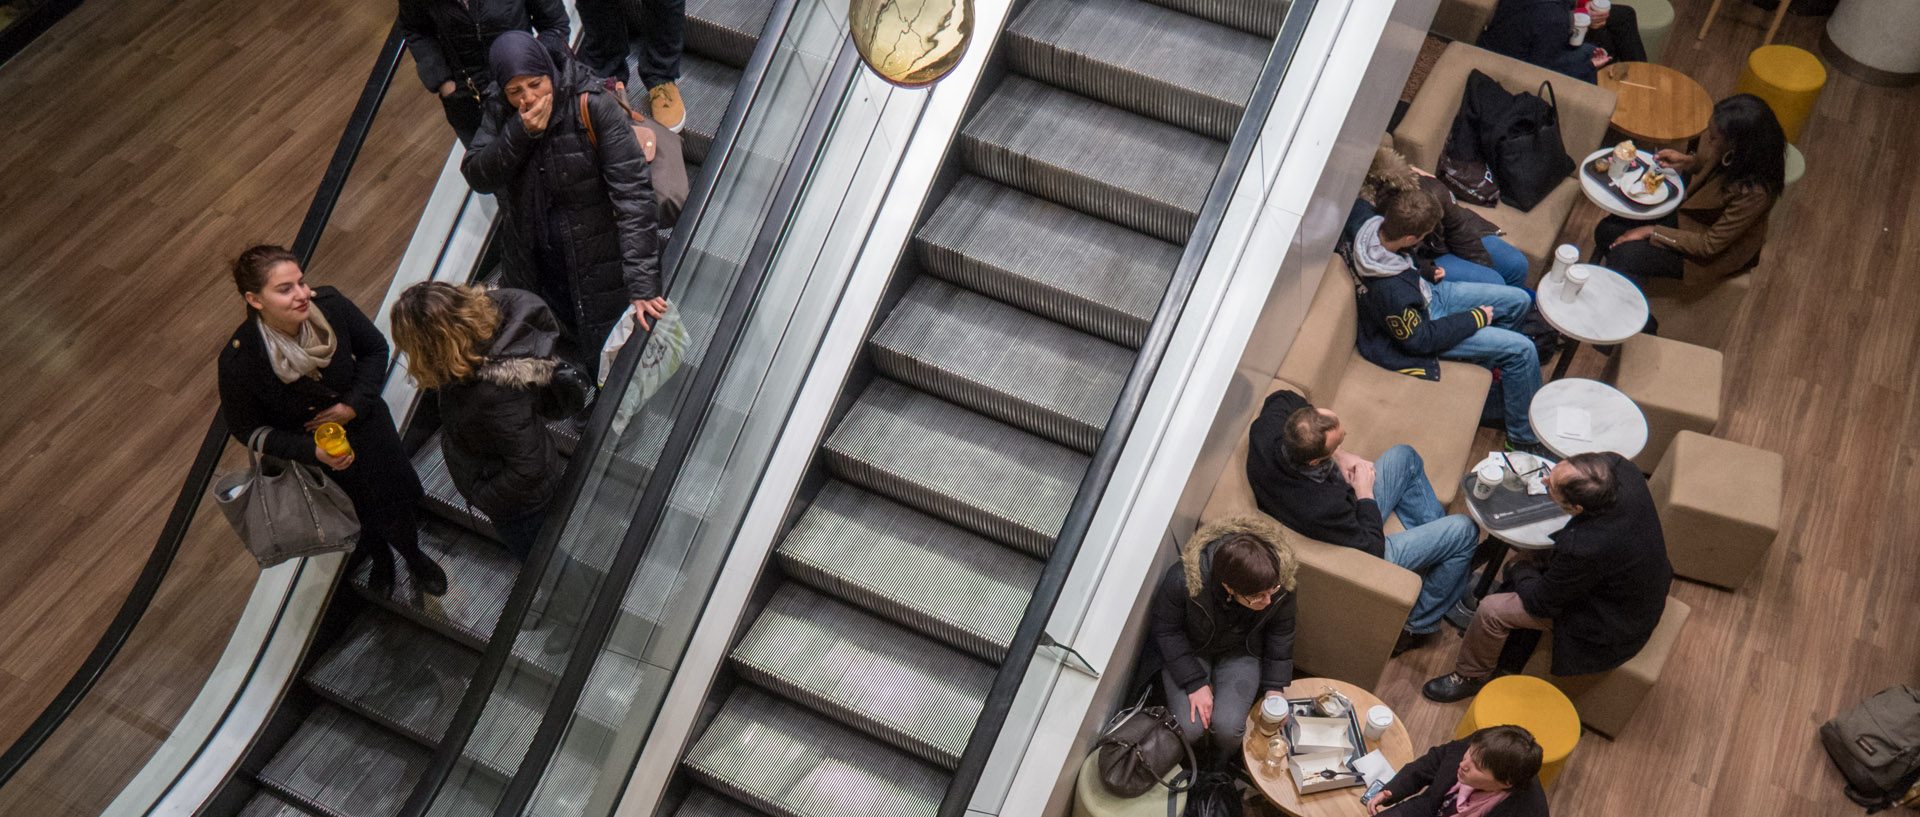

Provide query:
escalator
left=664, top=1, right=1293, bottom=815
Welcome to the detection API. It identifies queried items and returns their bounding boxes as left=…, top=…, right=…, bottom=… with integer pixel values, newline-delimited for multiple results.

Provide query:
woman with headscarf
left=394, top=0, right=570, bottom=145
left=462, top=31, right=667, bottom=375
left=217, top=245, right=448, bottom=597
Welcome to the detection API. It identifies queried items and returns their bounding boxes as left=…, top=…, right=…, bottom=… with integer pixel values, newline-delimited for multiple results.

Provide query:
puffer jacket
left=395, top=0, right=570, bottom=96
left=439, top=288, right=566, bottom=521
left=1142, top=517, right=1300, bottom=696
left=462, top=59, right=661, bottom=355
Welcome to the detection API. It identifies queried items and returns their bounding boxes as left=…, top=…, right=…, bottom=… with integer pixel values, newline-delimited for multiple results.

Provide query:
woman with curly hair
left=1355, top=144, right=1532, bottom=289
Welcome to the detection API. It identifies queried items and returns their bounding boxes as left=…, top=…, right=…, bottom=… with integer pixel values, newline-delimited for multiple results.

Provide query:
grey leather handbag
left=214, top=427, right=360, bottom=568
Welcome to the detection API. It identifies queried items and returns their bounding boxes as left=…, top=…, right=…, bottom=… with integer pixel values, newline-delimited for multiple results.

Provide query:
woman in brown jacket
left=1591, top=94, right=1787, bottom=303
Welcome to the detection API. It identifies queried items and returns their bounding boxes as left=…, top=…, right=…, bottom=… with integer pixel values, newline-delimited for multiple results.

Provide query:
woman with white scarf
left=216, top=245, right=446, bottom=597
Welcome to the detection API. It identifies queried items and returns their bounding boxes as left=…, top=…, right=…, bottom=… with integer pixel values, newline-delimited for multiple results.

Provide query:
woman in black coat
left=1366, top=726, right=1549, bottom=817
left=395, top=0, right=571, bottom=144
left=391, top=282, right=565, bottom=560
left=217, top=245, right=447, bottom=596
left=462, top=31, right=667, bottom=374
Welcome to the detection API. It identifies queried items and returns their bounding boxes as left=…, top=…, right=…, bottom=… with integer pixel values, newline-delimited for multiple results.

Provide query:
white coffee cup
left=1560, top=264, right=1590, bottom=302
left=1570, top=12, right=1591, bottom=45
left=1550, top=244, right=1579, bottom=283
left=1473, top=464, right=1504, bottom=499
left=1589, top=0, right=1611, bottom=22
left=1363, top=705, right=1395, bottom=740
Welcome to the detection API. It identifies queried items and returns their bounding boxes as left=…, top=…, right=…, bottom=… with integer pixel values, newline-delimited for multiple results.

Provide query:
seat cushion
left=1523, top=596, right=1691, bottom=738
left=1461, top=178, right=1583, bottom=276
left=1431, top=0, right=1499, bottom=42
left=1275, top=257, right=1360, bottom=403
left=1604, top=334, right=1723, bottom=470
left=1325, top=357, right=1491, bottom=506
left=1393, top=42, right=1618, bottom=175
left=1646, top=272, right=1752, bottom=350
left=1650, top=431, right=1782, bottom=588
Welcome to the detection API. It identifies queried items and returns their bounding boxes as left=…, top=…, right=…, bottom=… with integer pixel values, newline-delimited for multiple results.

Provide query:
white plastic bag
left=600, top=303, right=691, bottom=437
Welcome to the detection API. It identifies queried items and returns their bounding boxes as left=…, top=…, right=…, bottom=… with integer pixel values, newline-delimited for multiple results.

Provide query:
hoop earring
left=1721, top=151, right=1735, bottom=167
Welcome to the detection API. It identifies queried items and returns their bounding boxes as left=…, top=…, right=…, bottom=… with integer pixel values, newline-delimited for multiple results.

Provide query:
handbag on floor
left=212, top=428, right=360, bottom=568
left=1820, top=685, right=1920, bottom=813
left=1096, top=692, right=1197, bottom=798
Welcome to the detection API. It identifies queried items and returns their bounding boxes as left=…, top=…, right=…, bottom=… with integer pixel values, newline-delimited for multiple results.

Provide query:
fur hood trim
left=1180, top=516, right=1299, bottom=597
left=1359, top=144, right=1421, bottom=206
left=477, top=356, right=556, bottom=389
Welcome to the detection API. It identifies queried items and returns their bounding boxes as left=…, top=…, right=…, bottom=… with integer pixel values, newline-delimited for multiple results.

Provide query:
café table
left=1578, top=147, right=1686, bottom=220
left=1461, top=456, right=1570, bottom=597
left=1534, top=263, right=1649, bottom=380
left=1596, top=62, right=1714, bottom=150
left=1528, top=377, right=1648, bottom=460
left=1243, top=678, right=1414, bottom=817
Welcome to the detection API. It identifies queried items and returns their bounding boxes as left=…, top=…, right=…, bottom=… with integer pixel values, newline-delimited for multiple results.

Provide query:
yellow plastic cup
left=313, top=422, right=353, bottom=458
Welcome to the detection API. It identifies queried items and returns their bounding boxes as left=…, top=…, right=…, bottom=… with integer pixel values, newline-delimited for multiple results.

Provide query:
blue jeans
left=1437, top=235, right=1531, bottom=289
left=1428, top=280, right=1542, bottom=444
left=1374, top=445, right=1482, bottom=634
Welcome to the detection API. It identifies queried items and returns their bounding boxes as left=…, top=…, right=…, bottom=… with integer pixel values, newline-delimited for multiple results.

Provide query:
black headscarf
left=489, top=30, right=557, bottom=93
left=488, top=31, right=569, bottom=279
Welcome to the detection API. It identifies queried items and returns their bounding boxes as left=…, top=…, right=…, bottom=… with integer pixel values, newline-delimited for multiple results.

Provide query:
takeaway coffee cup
left=1363, top=706, right=1395, bottom=740
left=1570, top=12, right=1591, bottom=45
left=1473, top=464, right=1504, bottom=499
left=1551, top=244, right=1579, bottom=283
left=1561, top=264, right=1590, bottom=302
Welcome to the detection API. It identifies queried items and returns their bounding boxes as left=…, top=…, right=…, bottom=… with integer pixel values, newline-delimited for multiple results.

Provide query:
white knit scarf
left=258, top=307, right=337, bottom=383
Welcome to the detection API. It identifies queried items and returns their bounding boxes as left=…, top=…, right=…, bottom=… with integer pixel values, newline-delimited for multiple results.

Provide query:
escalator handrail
left=935, top=4, right=1322, bottom=814
left=0, top=25, right=408, bottom=789
left=485, top=39, right=862, bottom=817
left=394, top=3, right=816, bottom=814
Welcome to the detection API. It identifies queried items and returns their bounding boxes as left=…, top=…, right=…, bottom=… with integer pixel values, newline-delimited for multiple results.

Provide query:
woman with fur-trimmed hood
left=1142, top=517, right=1300, bottom=756
left=1352, top=144, right=1531, bottom=290
left=393, top=282, right=567, bottom=560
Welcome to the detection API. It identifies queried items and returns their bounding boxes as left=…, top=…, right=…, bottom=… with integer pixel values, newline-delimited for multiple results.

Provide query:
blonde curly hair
left=390, top=282, right=501, bottom=390
left=1358, top=144, right=1422, bottom=206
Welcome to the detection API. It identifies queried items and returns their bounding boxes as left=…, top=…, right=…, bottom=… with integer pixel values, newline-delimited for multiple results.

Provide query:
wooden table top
left=1242, top=678, right=1414, bottom=817
left=1598, top=62, right=1715, bottom=144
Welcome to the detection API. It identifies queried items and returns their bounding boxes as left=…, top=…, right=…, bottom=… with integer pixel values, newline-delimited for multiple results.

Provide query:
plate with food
left=1621, top=167, right=1672, bottom=205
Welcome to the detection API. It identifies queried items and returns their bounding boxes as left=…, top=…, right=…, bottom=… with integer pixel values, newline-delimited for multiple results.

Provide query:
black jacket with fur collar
left=439, top=288, right=565, bottom=522
left=1142, top=518, right=1299, bottom=695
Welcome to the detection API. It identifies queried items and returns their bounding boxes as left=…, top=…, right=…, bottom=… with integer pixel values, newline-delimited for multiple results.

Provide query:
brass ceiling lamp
left=848, top=0, right=974, bottom=88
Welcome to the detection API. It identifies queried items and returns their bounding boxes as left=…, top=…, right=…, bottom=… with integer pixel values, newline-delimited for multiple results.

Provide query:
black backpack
left=1180, top=770, right=1242, bottom=817
left=1820, top=686, right=1920, bottom=812
left=1460, top=71, right=1574, bottom=212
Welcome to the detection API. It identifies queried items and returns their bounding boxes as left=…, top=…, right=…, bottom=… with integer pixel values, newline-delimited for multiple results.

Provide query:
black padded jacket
left=438, top=288, right=565, bottom=521
left=395, top=0, right=570, bottom=95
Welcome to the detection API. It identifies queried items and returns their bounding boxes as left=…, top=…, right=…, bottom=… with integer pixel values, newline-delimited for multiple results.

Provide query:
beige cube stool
left=1649, top=432, right=1784, bottom=589
left=1646, top=271, right=1753, bottom=350
left=1523, top=596, right=1692, bottom=738
left=1603, top=335, right=1723, bottom=472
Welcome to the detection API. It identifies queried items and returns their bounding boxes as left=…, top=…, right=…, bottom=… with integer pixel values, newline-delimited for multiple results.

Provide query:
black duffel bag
left=1481, top=76, right=1575, bottom=211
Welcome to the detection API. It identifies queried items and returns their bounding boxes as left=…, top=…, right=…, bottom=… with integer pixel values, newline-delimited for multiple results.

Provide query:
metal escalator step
left=256, top=705, right=434, bottom=817
left=686, top=0, right=774, bottom=69
left=871, top=277, right=1131, bottom=453
left=303, top=610, right=478, bottom=749
left=916, top=176, right=1178, bottom=348
left=959, top=76, right=1225, bottom=244
left=823, top=380, right=1087, bottom=558
left=731, top=585, right=995, bottom=769
left=675, top=788, right=765, bottom=817
left=683, top=687, right=945, bottom=817
left=777, top=482, right=1039, bottom=662
left=1006, top=0, right=1270, bottom=140
left=414, top=432, right=497, bottom=538
left=1137, top=0, right=1288, bottom=37
left=239, top=791, right=319, bottom=817
left=679, top=55, right=744, bottom=167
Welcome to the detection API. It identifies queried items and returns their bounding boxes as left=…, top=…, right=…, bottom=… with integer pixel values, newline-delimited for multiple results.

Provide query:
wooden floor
left=1360, top=6, right=1920, bottom=817
left=0, top=0, right=446, bottom=805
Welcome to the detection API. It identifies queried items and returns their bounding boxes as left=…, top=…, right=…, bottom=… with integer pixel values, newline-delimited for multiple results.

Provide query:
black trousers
left=1588, top=3, right=1647, bottom=64
left=441, top=91, right=484, bottom=146
left=328, top=408, right=426, bottom=559
left=1592, top=212, right=1684, bottom=334
left=576, top=0, right=686, bottom=88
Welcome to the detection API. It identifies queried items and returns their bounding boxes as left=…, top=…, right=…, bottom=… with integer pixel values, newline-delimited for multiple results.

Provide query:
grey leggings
left=1161, top=655, right=1261, bottom=754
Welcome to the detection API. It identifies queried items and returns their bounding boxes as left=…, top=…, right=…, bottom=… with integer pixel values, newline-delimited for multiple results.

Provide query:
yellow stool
left=1734, top=45, right=1827, bottom=143
left=1453, top=676, right=1581, bottom=788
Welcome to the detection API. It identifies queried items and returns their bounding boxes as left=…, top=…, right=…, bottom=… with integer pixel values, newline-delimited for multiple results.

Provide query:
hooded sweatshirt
left=1347, top=218, right=1489, bottom=380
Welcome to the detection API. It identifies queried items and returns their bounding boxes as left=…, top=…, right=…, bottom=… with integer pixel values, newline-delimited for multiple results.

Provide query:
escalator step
left=239, top=790, right=319, bottom=817
left=303, top=610, right=478, bottom=749
left=871, top=277, right=1131, bottom=453
left=414, top=432, right=498, bottom=538
left=676, top=54, right=744, bottom=167
left=682, top=687, right=945, bottom=817
left=255, top=705, right=438, bottom=817
left=959, top=76, right=1225, bottom=244
left=1006, top=0, right=1270, bottom=140
left=675, top=788, right=765, bottom=817
left=777, top=481, right=1039, bottom=663
left=823, top=379, right=1087, bottom=558
left=686, top=0, right=776, bottom=69
left=1137, top=0, right=1289, bottom=37
left=730, top=584, right=995, bottom=769
left=915, top=176, right=1178, bottom=349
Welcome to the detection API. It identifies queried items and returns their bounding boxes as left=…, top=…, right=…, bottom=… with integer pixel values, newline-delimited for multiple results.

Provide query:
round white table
left=1528, top=378, right=1648, bottom=459
left=1579, top=148, right=1686, bottom=220
left=1462, top=462, right=1571, bottom=597
left=1535, top=263, right=1649, bottom=379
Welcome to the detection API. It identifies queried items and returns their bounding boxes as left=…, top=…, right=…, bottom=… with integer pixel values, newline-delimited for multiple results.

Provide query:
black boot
left=365, top=548, right=396, bottom=598
left=400, top=547, right=449, bottom=597
left=1422, top=672, right=1490, bottom=703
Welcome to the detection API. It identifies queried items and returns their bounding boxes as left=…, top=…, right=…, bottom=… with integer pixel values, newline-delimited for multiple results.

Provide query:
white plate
left=1621, top=170, right=1671, bottom=205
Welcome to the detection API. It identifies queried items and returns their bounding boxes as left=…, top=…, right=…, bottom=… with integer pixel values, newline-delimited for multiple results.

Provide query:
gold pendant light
left=848, top=0, right=974, bottom=88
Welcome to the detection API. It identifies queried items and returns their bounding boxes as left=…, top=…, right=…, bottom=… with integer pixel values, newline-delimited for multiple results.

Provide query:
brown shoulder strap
left=579, top=92, right=596, bottom=146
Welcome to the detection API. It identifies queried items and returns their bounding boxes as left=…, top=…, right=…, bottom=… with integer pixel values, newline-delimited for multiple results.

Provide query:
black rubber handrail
left=485, top=39, right=860, bottom=817
left=935, top=4, right=1321, bottom=815
left=395, top=3, right=814, bottom=814
left=0, top=24, right=407, bottom=788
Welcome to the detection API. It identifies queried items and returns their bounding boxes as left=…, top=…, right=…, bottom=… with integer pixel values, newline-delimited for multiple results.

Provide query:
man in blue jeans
left=1248, top=390, right=1481, bottom=655
left=1349, top=190, right=1546, bottom=455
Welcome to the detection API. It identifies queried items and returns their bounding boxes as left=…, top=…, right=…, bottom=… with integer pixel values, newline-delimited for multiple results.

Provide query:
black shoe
left=1422, top=672, right=1490, bottom=703
left=401, top=549, right=449, bottom=597
left=366, top=550, right=396, bottom=597
left=1392, top=629, right=1434, bottom=657
left=1504, top=438, right=1554, bottom=459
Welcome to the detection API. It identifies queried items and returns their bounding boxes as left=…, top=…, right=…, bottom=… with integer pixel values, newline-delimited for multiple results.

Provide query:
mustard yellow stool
left=1734, top=45, right=1827, bottom=143
left=1454, top=676, right=1581, bottom=788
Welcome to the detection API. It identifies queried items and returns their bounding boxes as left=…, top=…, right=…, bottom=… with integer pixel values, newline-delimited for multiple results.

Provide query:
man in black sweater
left=1249, top=390, right=1481, bottom=654
left=1424, top=451, right=1673, bottom=702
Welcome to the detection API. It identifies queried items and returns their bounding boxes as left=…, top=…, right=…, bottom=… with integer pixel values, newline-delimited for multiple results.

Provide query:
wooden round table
left=1597, top=62, right=1714, bottom=148
left=1242, top=678, right=1413, bottom=817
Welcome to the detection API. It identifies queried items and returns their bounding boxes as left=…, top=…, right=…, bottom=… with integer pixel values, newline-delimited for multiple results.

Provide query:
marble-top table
left=1529, top=378, right=1648, bottom=460
left=1536, top=263, right=1649, bottom=379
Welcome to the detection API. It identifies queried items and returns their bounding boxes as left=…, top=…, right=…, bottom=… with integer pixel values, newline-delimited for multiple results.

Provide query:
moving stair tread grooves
left=678, top=0, right=1287, bottom=813
left=240, top=791, right=320, bottom=817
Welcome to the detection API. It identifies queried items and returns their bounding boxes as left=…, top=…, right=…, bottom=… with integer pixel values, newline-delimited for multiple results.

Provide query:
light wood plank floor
left=1363, top=6, right=1920, bottom=817
left=0, top=0, right=447, bottom=796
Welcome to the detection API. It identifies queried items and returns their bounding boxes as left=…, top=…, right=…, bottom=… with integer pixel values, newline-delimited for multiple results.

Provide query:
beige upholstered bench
left=1603, top=334, right=1723, bottom=472
left=1431, top=0, right=1498, bottom=43
left=1521, top=595, right=1692, bottom=738
left=1649, top=431, right=1784, bottom=589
